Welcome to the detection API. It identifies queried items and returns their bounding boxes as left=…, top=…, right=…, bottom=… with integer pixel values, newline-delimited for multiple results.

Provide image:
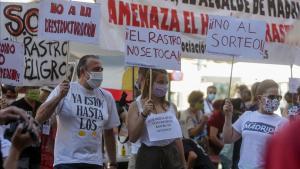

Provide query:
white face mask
left=86, top=72, right=103, bottom=89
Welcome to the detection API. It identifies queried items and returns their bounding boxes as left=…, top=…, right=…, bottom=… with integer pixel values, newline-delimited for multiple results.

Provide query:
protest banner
left=0, top=2, right=68, bottom=86
left=99, top=0, right=300, bottom=65
left=0, top=40, right=24, bottom=86
left=146, top=113, right=182, bottom=142
left=289, top=78, right=300, bottom=93
left=38, top=0, right=100, bottom=44
left=125, top=26, right=181, bottom=70
left=206, top=15, right=266, bottom=58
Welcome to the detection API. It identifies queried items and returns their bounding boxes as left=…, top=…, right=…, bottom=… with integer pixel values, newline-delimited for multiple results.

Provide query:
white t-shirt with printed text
left=47, top=82, right=120, bottom=166
left=233, top=111, right=287, bottom=169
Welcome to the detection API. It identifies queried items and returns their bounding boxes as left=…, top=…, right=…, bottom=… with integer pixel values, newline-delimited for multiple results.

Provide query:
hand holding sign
left=58, top=80, right=70, bottom=99
left=142, top=99, right=154, bottom=117
left=223, top=99, right=233, bottom=117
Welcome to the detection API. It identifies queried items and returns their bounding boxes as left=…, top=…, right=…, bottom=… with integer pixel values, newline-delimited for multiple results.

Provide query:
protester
left=204, top=86, right=217, bottom=116
left=207, top=99, right=225, bottom=156
left=0, top=85, right=18, bottom=109
left=219, top=98, right=245, bottom=169
left=36, top=55, right=120, bottom=169
left=128, top=69, right=186, bottom=169
left=282, top=92, right=300, bottom=118
left=39, top=86, right=56, bottom=169
left=264, top=119, right=300, bottom=169
left=8, top=87, right=42, bottom=169
left=223, top=79, right=287, bottom=169
left=182, top=138, right=215, bottom=169
left=0, top=106, right=39, bottom=169
left=127, top=67, right=148, bottom=169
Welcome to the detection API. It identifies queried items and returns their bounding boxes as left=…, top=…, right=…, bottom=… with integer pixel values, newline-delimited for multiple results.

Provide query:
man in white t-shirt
left=36, top=55, right=120, bottom=169
left=204, top=86, right=217, bottom=116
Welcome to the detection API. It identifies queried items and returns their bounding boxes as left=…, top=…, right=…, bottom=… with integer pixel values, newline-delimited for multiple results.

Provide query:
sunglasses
left=263, top=95, right=282, bottom=100
left=208, top=92, right=216, bottom=94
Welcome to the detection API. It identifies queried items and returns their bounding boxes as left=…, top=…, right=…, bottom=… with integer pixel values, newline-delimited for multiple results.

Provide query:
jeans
left=54, top=163, right=102, bottom=169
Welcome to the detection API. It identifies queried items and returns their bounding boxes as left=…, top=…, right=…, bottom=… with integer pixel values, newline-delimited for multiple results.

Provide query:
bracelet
left=141, top=112, right=148, bottom=119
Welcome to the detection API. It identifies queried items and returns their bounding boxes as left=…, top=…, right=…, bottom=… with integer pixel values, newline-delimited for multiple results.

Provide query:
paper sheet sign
left=38, top=0, right=100, bottom=44
left=125, top=26, right=181, bottom=70
left=146, top=112, right=182, bottom=142
left=289, top=78, right=300, bottom=93
left=206, top=15, right=266, bottom=58
left=0, top=40, right=24, bottom=86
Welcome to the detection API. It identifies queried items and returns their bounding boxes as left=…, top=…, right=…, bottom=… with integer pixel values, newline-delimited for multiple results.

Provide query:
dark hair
left=251, top=82, right=260, bottom=102
left=138, top=67, right=149, bottom=78
left=207, top=85, right=217, bottom=92
left=2, top=85, right=16, bottom=94
left=231, top=98, right=245, bottom=112
left=76, top=55, right=100, bottom=78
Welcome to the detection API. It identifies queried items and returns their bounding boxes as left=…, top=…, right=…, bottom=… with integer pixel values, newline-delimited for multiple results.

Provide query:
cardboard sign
left=125, top=26, right=181, bottom=70
left=146, top=112, right=182, bottom=142
left=0, top=40, right=24, bottom=86
left=289, top=78, right=300, bottom=93
left=206, top=15, right=266, bottom=57
left=38, top=0, right=100, bottom=44
left=0, top=3, right=68, bottom=86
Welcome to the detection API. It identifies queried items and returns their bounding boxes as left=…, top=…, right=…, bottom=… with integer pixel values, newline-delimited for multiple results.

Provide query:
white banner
left=99, top=0, right=300, bottom=65
left=38, top=0, right=100, bottom=44
left=289, top=78, right=300, bottom=93
left=206, top=15, right=266, bottom=58
left=125, top=26, right=181, bottom=70
left=0, top=40, right=24, bottom=86
left=0, top=3, right=68, bottom=86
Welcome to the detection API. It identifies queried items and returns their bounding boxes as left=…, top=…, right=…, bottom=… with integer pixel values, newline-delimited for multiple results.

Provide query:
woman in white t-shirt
left=128, top=69, right=186, bottom=169
left=222, top=79, right=287, bottom=169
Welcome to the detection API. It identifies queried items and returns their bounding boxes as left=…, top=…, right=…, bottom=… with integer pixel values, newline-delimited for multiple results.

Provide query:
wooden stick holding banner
left=228, top=56, right=235, bottom=98
left=66, top=41, right=70, bottom=81
left=149, top=68, right=152, bottom=100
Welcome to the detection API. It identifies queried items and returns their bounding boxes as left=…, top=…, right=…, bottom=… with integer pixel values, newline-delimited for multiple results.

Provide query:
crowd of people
left=0, top=55, right=299, bottom=169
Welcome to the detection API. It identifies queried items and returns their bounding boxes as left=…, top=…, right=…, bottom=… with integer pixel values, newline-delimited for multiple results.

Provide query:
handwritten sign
left=206, top=15, right=266, bottom=58
left=0, top=3, right=68, bottom=86
left=0, top=40, right=24, bottom=86
left=146, top=113, right=182, bottom=142
left=289, top=78, right=300, bottom=93
left=38, top=0, right=100, bottom=44
left=125, top=26, right=181, bottom=70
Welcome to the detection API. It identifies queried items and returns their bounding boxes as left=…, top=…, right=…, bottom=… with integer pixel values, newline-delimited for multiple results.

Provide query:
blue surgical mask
left=207, top=94, right=216, bottom=101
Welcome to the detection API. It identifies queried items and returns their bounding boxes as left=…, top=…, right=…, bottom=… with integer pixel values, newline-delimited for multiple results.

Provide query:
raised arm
left=222, top=99, right=241, bottom=144
left=128, top=99, right=153, bottom=143
left=35, top=81, right=69, bottom=123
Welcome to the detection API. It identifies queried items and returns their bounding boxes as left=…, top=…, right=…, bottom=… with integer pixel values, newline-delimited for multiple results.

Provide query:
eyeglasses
left=208, top=92, right=216, bottom=94
left=263, top=95, right=282, bottom=100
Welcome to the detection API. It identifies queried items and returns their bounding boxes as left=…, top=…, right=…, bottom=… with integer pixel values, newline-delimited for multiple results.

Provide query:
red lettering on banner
left=161, top=8, right=169, bottom=31
left=183, top=11, right=191, bottom=33
left=139, top=5, right=148, bottom=28
left=131, top=3, right=139, bottom=27
left=190, top=12, right=198, bottom=34
left=201, top=14, right=209, bottom=35
left=170, top=9, right=180, bottom=32
left=108, top=0, right=117, bottom=24
left=68, top=5, right=76, bottom=15
left=119, top=1, right=131, bottom=25
left=150, top=7, right=159, bottom=28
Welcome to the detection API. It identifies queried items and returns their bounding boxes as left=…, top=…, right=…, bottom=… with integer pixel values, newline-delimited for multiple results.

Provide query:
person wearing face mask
left=222, top=79, right=288, bottom=169
left=128, top=69, right=186, bottom=169
left=204, top=86, right=217, bottom=117
left=35, top=55, right=120, bottom=169
left=7, top=87, right=42, bottom=169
